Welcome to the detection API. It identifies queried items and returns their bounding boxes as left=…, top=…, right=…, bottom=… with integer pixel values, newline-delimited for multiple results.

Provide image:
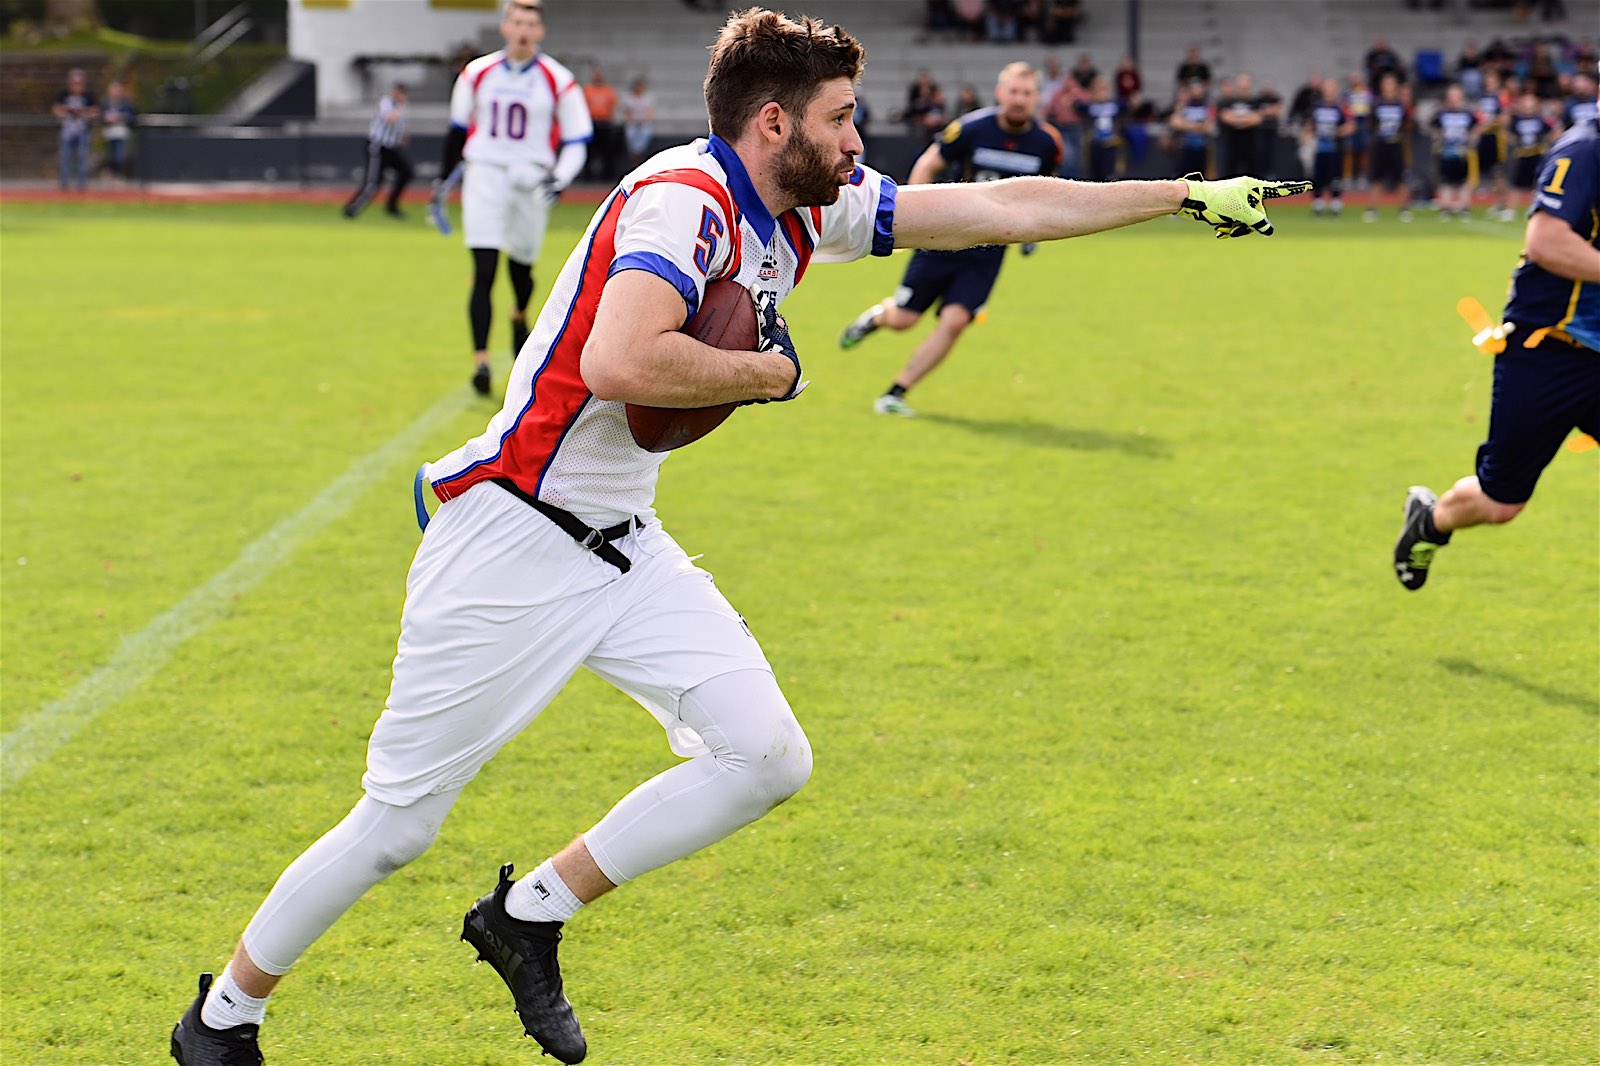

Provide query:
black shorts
left=1312, top=151, right=1344, bottom=194
left=1370, top=142, right=1405, bottom=189
left=895, top=246, right=1007, bottom=316
left=1476, top=132, right=1503, bottom=175
left=1475, top=329, right=1600, bottom=504
left=1438, top=156, right=1469, bottom=186
left=1510, top=154, right=1541, bottom=190
left=1088, top=142, right=1120, bottom=181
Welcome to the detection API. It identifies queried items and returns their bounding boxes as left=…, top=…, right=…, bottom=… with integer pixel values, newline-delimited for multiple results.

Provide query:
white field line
left=0, top=390, right=469, bottom=791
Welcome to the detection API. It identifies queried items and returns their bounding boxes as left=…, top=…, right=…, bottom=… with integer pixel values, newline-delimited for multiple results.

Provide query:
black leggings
left=468, top=249, right=535, bottom=351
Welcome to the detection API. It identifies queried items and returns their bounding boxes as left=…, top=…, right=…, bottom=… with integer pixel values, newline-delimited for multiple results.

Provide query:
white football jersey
left=450, top=50, right=592, bottom=170
left=429, top=136, right=899, bottom=525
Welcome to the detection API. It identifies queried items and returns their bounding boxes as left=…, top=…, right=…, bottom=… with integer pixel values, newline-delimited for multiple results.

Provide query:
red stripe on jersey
left=537, top=58, right=562, bottom=153
left=463, top=56, right=499, bottom=146
left=631, top=168, right=743, bottom=278
left=432, top=192, right=632, bottom=503
left=780, top=211, right=815, bottom=284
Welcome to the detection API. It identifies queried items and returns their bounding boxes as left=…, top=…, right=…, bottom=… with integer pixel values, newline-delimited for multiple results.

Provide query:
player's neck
left=506, top=46, right=538, bottom=65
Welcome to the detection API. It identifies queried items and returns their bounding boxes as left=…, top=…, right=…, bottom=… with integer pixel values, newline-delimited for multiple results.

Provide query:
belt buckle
left=579, top=527, right=604, bottom=552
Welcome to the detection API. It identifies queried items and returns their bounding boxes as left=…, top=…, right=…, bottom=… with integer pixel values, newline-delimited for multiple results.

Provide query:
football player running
left=171, top=9, right=1306, bottom=1065
left=838, top=62, right=1065, bottom=417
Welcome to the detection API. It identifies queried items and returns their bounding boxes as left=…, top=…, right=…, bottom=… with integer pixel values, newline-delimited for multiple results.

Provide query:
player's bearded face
left=775, top=121, right=848, bottom=206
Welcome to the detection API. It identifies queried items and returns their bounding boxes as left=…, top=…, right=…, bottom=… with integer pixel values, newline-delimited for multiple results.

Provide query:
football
left=625, top=279, right=760, bottom=453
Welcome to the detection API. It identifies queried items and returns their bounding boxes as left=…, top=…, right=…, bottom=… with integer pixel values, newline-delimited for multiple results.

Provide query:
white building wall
left=290, top=0, right=505, bottom=112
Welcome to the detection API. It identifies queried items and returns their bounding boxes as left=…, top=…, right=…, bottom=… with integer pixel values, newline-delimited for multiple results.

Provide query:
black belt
left=489, top=478, right=639, bottom=573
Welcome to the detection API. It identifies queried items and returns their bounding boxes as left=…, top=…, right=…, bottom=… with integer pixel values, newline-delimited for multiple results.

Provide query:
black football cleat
left=471, top=363, right=492, bottom=397
left=1393, top=485, right=1449, bottom=590
left=171, top=972, right=264, bottom=1066
left=462, top=864, right=587, bottom=1064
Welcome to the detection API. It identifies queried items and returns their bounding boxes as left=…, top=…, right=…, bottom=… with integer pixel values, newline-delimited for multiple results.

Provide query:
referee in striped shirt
left=344, top=83, right=413, bottom=219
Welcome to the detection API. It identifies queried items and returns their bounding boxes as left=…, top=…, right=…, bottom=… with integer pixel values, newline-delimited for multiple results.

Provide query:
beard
left=774, top=125, right=847, bottom=207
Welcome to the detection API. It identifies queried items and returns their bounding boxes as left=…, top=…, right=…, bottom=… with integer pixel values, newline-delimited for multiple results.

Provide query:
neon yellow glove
left=1179, top=173, right=1311, bottom=238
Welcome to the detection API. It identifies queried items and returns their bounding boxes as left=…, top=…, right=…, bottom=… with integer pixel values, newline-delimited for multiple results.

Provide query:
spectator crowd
left=895, top=14, right=1597, bottom=221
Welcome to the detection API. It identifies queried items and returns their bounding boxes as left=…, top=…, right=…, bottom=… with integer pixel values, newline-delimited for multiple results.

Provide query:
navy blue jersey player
left=838, top=61, right=1064, bottom=416
left=1394, top=96, right=1600, bottom=590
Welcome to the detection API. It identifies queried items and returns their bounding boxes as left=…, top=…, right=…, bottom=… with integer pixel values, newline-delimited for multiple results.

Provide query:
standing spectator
left=1080, top=74, right=1125, bottom=180
left=1168, top=79, right=1215, bottom=178
left=1174, top=45, right=1212, bottom=95
left=1256, top=80, right=1284, bottom=178
left=1040, top=0, right=1080, bottom=44
left=429, top=0, right=592, bottom=398
left=620, top=75, right=656, bottom=169
left=1456, top=41, right=1485, bottom=98
left=1069, top=51, right=1098, bottom=91
left=1040, top=54, right=1065, bottom=106
left=582, top=66, right=620, bottom=182
left=52, top=68, right=97, bottom=191
left=1344, top=71, right=1374, bottom=186
left=1391, top=92, right=1598, bottom=590
left=1475, top=68, right=1512, bottom=219
left=984, top=0, right=1020, bottom=43
left=904, top=68, right=942, bottom=135
left=343, top=83, right=414, bottom=220
left=1304, top=77, right=1351, bottom=216
left=98, top=80, right=136, bottom=181
left=952, top=0, right=986, bottom=40
left=1506, top=89, right=1556, bottom=215
left=1288, top=69, right=1323, bottom=130
left=1363, top=72, right=1411, bottom=221
left=1432, top=84, right=1478, bottom=220
left=1483, top=38, right=1517, bottom=81
left=1113, top=54, right=1142, bottom=104
left=954, top=83, right=982, bottom=115
left=1218, top=73, right=1263, bottom=177
left=1364, top=36, right=1404, bottom=87
left=837, top=61, right=1066, bottom=416
left=1042, top=67, right=1084, bottom=175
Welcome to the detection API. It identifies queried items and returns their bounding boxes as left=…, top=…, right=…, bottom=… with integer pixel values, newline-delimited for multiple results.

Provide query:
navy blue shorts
left=1475, top=329, right=1600, bottom=504
left=1312, top=151, right=1344, bottom=195
left=895, top=247, right=1006, bottom=316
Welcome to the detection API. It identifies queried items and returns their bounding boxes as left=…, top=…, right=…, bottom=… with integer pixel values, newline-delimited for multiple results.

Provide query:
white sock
left=201, top=963, right=268, bottom=1030
left=505, top=859, right=583, bottom=924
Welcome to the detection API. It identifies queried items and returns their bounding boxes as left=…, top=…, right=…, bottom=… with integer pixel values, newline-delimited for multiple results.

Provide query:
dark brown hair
left=703, top=7, right=865, bottom=139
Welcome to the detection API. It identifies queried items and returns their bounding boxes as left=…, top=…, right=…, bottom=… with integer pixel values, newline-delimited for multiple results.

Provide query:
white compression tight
left=584, top=668, right=813, bottom=884
left=239, top=668, right=810, bottom=975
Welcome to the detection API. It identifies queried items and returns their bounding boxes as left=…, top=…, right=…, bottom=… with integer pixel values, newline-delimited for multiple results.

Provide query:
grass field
left=1, top=196, right=1595, bottom=1065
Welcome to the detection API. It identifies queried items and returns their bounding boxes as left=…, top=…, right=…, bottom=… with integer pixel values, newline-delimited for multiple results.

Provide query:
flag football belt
left=489, top=477, right=640, bottom=574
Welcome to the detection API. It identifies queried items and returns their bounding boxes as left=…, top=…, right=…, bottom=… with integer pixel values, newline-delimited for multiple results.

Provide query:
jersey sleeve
left=1531, top=135, right=1599, bottom=231
left=609, top=180, right=733, bottom=322
left=812, top=164, right=899, bottom=264
left=448, top=66, right=477, bottom=129
left=555, top=71, right=595, bottom=146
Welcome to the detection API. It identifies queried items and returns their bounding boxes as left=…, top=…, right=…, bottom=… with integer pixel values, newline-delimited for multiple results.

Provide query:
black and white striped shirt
left=369, top=94, right=407, bottom=148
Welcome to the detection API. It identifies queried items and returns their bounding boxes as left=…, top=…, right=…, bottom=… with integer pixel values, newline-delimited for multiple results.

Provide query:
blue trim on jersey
left=706, top=134, right=775, bottom=246
left=562, top=134, right=593, bottom=146
left=450, top=121, right=469, bottom=132
left=611, top=251, right=700, bottom=321
left=872, top=177, right=899, bottom=257
left=413, top=464, right=431, bottom=531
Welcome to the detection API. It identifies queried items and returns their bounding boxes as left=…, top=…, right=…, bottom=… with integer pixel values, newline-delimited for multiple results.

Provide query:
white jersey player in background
left=433, top=0, right=591, bottom=398
left=171, top=8, right=1306, bottom=1065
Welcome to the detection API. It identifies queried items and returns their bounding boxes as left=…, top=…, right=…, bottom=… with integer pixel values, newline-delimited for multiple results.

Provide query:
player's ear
left=757, top=101, right=785, bottom=144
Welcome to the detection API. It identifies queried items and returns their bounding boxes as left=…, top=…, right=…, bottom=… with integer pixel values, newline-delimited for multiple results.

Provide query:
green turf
left=2, top=199, right=1595, bottom=1065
